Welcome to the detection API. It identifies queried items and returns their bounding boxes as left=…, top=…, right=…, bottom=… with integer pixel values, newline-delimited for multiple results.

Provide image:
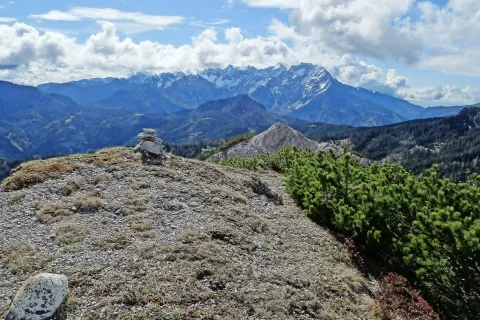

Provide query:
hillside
left=0, top=148, right=378, bottom=319
left=0, top=84, right=299, bottom=159
left=154, top=95, right=304, bottom=143
left=297, top=107, right=480, bottom=180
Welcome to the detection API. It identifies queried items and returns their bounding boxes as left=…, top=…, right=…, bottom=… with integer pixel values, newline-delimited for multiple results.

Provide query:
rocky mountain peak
left=208, top=122, right=325, bottom=161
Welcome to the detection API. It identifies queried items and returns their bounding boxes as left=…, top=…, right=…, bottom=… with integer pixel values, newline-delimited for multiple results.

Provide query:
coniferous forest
left=298, top=107, right=480, bottom=180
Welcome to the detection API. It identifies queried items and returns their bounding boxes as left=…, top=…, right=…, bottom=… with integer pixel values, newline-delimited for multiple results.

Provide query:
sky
left=1, top=0, right=480, bottom=106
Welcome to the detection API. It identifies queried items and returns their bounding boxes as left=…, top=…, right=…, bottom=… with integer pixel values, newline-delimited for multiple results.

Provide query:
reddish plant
left=327, top=229, right=361, bottom=262
left=376, top=273, right=438, bottom=320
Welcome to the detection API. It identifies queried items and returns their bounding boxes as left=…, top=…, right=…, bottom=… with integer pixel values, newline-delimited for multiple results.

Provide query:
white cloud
left=242, top=0, right=299, bottom=9
left=0, top=9, right=478, bottom=107
left=0, top=17, right=16, bottom=22
left=245, top=0, right=480, bottom=79
left=0, top=22, right=294, bottom=84
left=191, top=19, right=231, bottom=27
left=29, top=7, right=184, bottom=31
left=411, top=1, right=480, bottom=76
left=30, top=10, right=79, bottom=21
left=399, top=85, right=480, bottom=106
left=249, top=0, right=421, bottom=63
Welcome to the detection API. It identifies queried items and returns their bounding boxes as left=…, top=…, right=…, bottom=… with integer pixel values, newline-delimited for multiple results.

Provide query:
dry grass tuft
left=58, top=179, right=83, bottom=196
left=72, top=195, right=103, bottom=213
left=0, top=243, right=51, bottom=274
left=91, top=174, right=108, bottom=186
left=1, top=159, right=76, bottom=191
left=36, top=202, right=72, bottom=224
left=131, top=179, right=151, bottom=190
left=119, top=194, right=149, bottom=216
left=75, top=147, right=130, bottom=167
left=7, top=192, right=26, bottom=205
left=55, top=224, right=89, bottom=246
left=92, top=232, right=132, bottom=251
left=128, top=216, right=153, bottom=232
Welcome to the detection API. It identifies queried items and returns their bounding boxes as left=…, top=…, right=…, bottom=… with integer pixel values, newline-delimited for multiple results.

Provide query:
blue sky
left=1, top=0, right=480, bottom=106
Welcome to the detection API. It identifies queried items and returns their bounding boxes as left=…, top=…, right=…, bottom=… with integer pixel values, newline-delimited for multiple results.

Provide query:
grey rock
left=6, top=273, right=68, bottom=320
left=163, top=200, right=189, bottom=211
left=251, top=176, right=283, bottom=205
left=139, top=141, right=164, bottom=156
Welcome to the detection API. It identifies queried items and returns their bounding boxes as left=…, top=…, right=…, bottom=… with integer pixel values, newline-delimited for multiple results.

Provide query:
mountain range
left=0, top=81, right=298, bottom=159
left=0, top=63, right=475, bottom=161
left=38, top=63, right=465, bottom=126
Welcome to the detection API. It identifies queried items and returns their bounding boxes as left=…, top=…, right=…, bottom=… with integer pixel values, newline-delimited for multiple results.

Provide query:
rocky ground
left=0, top=148, right=379, bottom=319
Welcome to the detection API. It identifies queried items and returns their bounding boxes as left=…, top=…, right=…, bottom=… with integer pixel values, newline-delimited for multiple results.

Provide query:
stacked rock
left=134, top=128, right=167, bottom=164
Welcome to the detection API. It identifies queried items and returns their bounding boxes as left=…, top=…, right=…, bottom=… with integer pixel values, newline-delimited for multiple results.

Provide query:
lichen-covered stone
left=6, top=273, right=68, bottom=320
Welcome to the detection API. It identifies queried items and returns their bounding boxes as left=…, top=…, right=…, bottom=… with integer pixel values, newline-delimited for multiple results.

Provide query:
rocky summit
left=208, top=123, right=342, bottom=162
left=0, top=148, right=378, bottom=319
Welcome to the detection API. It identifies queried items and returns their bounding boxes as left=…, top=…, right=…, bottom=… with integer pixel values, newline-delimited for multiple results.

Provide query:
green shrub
left=221, top=147, right=480, bottom=319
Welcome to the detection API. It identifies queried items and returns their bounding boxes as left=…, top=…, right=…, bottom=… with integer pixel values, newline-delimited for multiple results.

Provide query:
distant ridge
left=37, top=64, right=469, bottom=127
left=208, top=122, right=341, bottom=162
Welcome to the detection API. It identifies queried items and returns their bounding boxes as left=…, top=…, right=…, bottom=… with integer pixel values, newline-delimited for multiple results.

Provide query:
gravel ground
left=0, top=148, right=379, bottom=319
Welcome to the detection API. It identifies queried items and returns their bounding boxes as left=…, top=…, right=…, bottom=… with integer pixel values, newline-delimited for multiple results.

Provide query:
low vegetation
left=0, top=243, right=51, bottom=274
left=220, top=146, right=480, bottom=319
left=7, top=192, right=26, bottom=206
left=128, top=216, right=153, bottom=232
left=55, top=224, right=89, bottom=246
left=1, top=159, right=76, bottom=191
left=36, top=202, right=72, bottom=224
left=0, top=148, right=131, bottom=191
left=72, top=195, right=103, bottom=213
left=119, top=194, right=149, bottom=216
left=92, top=233, right=132, bottom=251
left=58, top=179, right=84, bottom=196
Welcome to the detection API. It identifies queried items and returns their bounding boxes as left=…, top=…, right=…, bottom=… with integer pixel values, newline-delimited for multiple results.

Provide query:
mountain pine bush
left=220, top=147, right=480, bottom=319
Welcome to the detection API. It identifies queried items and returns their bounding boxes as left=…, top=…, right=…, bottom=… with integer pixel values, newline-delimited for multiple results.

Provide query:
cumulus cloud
left=398, top=86, right=480, bottom=106
left=412, top=1, right=480, bottom=76
left=246, top=0, right=480, bottom=78
left=249, top=0, right=421, bottom=63
left=0, top=17, right=15, bottom=22
left=0, top=22, right=295, bottom=84
left=29, top=7, right=184, bottom=32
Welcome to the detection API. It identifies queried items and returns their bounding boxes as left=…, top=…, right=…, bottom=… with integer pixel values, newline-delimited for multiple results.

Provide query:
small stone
left=6, top=273, right=69, bottom=320
left=163, top=200, right=189, bottom=212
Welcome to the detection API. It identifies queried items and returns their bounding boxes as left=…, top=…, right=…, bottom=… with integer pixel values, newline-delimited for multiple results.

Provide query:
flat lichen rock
left=6, top=273, right=68, bottom=320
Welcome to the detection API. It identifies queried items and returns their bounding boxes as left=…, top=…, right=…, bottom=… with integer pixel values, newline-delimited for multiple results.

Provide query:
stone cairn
left=134, top=128, right=167, bottom=164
